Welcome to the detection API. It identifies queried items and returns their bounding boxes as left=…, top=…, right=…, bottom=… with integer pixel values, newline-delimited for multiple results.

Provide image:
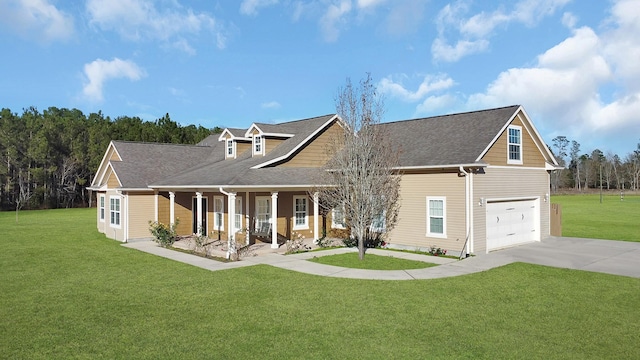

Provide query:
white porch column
left=245, top=191, right=250, bottom=245
left=154, top=190, right=158, bottom=222
left=169, top=191, right=175, bottom=226
left=196, top=191, right=203, bottom=236
left=313, top=192, right=319, bottom=243
left=271, top=192, right=278, bottom=249
left=227, top=192, right=236, bottom=250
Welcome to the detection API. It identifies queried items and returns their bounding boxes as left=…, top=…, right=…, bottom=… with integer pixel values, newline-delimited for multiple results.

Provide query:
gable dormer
left=245, top=123, right=294, bottom=157
left=218, top=128, right=251, bottom=159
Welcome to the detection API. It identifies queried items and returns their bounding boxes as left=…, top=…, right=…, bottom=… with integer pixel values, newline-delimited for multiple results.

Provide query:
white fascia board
left=475, top=107, right=520, bottom=162
left=218, top=129, right=234, bottom=141
left=148, top=184, right=333, bottom=190
left=262, top=132, right=294, bottom=138
left=251, top=115, right=339, bottom=169
left=393, top=163, right=487, bottom=171
left=244, top=124, right=262, bottom=138
left=91, top=141, right=117, bottom=187
left=517, top=107, right=560, bottom=166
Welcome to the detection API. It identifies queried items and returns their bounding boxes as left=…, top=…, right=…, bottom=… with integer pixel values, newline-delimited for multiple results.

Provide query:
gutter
left=458, top=166, right=471, bottom=257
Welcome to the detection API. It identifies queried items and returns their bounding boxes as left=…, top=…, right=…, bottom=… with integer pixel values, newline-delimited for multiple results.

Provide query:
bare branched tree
left=314, top=74, right=401, bottom=260
left=15, top=170, right=33, bottom=223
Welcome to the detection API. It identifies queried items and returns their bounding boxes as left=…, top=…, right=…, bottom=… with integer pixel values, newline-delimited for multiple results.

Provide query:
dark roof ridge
left=253, top=113, right=336, bottom=127
left=379, top=105, right=520, bottom=126
left=112, top=140, right=211, bottom=147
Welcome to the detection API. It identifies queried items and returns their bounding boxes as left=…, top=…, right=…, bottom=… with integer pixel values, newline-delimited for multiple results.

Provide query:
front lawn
left=308, top=252, right=437, bottom=270
left=552, top=193, right=640, bottom=241
left=1, top=208, right=639, bottom=359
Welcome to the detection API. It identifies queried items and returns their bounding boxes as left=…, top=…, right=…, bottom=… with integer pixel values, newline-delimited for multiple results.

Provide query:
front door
left=192, top=197, right=208, bottom=235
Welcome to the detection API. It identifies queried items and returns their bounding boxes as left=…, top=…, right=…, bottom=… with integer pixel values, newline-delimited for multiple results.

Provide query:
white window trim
left=293, top=196, right=309, bottom=230
left=370, top=210, right=386, bottom=233
left=109, top=195, right=121, bottom=229
left=426, top=197, right=446, bottom=238
left=234, top=197, right=243, bottom=233
left=213, top=196, right=224, bottom=231
left=99, top=194, right=105, bottom=222
left=507, top=125, right=523, bottom=165
left=253, top=135, right=264, bottom=156
left=331, top=204, right=346, bottom=229
left=255, top=196, right=271, bottom=231
left=226, top=139, right=235, bottom=158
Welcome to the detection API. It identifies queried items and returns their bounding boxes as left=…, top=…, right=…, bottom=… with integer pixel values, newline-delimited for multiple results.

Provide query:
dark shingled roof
left=379, top=105, right=519, bottom=167
left=109, top=141, right=218, bottom=188
left=150, top=114, right=336, bottom=187
left=108, top=107, right=525, bottom=189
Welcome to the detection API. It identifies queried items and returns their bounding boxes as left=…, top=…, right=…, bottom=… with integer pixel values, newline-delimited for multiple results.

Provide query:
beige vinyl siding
left=278, top=121, right=342, bottom=167
left=105, top=189, right=125, bottom=241
left=265, top=138, right=285, bottom=153
left=236, top=141, right=251, bottom=156
left=473, top=167, right=551, bottom=254
left=109, top=148, right=121, bottom=161
left=387, top=172, right=467, bottom=253
left=106, top=170, right=121, bottom=188
left=158, top=192, right=170, bottom=225
left=127, top=192, right=156, bottom=240
left=97, top=192, right=106, bottom=233
left=173, top=192, right=193, bottom=236
left=481, top=114, right=546, bottom=167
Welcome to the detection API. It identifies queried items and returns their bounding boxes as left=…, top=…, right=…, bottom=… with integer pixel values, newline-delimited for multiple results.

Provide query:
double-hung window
left=226, top=139, right=235, bottom=158
left=331, top=204, right=346, bottom=229
left=293, top=196, right=308, bottom=229
left=213, top=196, right=224, bottom=231
left=99, top=194, right=105, bottom=222
left=109, top=196, right=121, bottom=228
left=253, top=135, right=263, bottom=155
left=255, top=197, right=271, bottom=231
left=427, top=197, right=446, bottom=237
left=234, top=197, right=243, bottom=232
left=370, top=210, right=386, bottom=232
left=507, top=125, right=523, bottom=164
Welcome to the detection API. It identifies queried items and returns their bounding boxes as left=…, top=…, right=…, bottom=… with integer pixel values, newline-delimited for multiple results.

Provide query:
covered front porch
left=152, top=186, right=325, bottom=250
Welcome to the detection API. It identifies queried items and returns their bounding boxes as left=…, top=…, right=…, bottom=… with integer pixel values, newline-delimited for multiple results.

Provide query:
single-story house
left=88, top=105, right=560, bottom=255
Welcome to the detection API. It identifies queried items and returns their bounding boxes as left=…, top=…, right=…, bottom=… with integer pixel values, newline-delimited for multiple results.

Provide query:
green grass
left=552, top=193, right=640, bottom=241
left=308, top=252, right=438, bottom=270
left=1, top=208, right=640, bottom=359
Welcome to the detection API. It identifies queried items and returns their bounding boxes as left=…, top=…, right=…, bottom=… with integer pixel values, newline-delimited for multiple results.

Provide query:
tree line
left=0, top=106, right=218, bottom=211
left=550, top=136, right=640, bottom=193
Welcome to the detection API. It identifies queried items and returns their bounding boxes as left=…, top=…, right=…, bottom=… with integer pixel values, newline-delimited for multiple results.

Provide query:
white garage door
left=486, top=199, right=539, bottom=251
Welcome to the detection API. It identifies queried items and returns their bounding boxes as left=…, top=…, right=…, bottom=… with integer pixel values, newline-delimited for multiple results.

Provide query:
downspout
left=459, top=167, right=470, bottom=257
left=219, top=187, right=232, bottom=259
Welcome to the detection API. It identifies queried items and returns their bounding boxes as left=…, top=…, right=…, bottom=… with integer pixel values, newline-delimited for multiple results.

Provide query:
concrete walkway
left=122, top=237, right=640, bottom=280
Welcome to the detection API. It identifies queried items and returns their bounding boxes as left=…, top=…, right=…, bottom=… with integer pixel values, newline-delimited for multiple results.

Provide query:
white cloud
left=86, top=0, right=225, bottom=53
left=561, top=12, right=577, bottom=29
left=416, top=94, right=458, bottom=114
left=0, top=0, right=74, bottom=42
left=319, top=0, right=352, bottom=42
left=432, top=0, right=570, bottom=62
left=357, top=0, right=387, bottom=10
left=82, top=58, right=146, bottom=102
left=463, top=1, right=640, bottom=153
left=240, top=0, right=279, bottom=16
left=261, top=101, right=281, bottom=109
left=379, top=74, right=455, bottom=102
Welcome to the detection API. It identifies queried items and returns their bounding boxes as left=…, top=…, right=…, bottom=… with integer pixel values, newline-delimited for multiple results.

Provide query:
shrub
left=342, top=232, right=385, bottom=248
left=427, top=246, right=447, bottom=256
left=149, top=220, right=179, bottom=248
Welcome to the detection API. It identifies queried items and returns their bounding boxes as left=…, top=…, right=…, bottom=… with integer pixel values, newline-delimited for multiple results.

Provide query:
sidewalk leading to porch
left=122, top=240, right=499, bottom=280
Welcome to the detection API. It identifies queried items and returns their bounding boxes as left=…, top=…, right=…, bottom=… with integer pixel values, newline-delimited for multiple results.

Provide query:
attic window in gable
left=226, top=139, right=234, bottom=157
left=253, top=135, right=263, bottom=155
left=507, top=125, right=523, bottom=165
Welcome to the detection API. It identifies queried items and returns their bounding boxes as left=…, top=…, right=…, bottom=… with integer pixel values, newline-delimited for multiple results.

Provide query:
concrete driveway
left=495, top=237, right=640, bottom=278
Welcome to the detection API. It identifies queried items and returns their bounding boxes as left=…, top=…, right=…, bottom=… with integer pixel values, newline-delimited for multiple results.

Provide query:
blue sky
left=1, top=0, right=639, bottom=157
